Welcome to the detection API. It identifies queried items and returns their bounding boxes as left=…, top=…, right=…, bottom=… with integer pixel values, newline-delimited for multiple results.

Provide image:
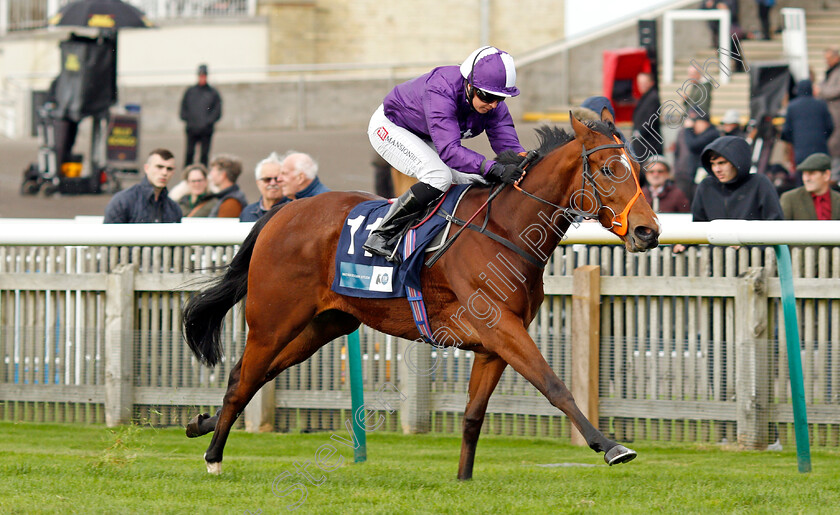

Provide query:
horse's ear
left=569, top=111, right=590, bottom=140
left=600, top=106, right=615, bottom=125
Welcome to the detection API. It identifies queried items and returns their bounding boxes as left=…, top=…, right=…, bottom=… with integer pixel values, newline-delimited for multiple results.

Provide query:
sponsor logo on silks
left=339, top=262, right=394, bottom=293
left=376, top=127, right=388, bottom=141
left=382, top=134, right=419, bottom=163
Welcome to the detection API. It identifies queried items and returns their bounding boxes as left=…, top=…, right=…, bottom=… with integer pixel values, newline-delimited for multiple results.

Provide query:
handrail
left=662, top=9, right=730, bottom=85
left=2, top=218, right=840, bottom=246
left=2, top=60, right=445, bottom=84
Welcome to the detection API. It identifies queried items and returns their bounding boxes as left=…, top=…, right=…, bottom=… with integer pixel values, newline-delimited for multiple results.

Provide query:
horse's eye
left=601, top=165, right=613, bottom=176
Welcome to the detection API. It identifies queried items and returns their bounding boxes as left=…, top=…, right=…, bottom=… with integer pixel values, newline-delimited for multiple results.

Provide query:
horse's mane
left=495, top=121, right=615, bottom=165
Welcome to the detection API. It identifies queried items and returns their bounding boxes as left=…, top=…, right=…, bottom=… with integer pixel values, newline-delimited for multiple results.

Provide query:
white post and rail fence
left=1, top=219, right=836, bottom=471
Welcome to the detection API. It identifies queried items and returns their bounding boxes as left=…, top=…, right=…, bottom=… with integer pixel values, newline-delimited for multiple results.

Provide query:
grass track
left=1, top=421, right=840, bottom=514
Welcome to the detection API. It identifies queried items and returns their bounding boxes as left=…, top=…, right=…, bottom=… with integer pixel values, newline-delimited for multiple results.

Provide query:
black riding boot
left=363, top=182, right=443, bottom=263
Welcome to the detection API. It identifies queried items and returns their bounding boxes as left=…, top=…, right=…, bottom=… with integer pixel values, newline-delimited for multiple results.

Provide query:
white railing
left=0, top=0, right=256, bottom=34
left=781, top=7, right=809, bottom=83
left=3, top=218, right=840, bottom=246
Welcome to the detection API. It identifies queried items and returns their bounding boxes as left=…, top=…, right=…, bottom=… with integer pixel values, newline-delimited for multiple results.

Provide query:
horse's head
left=568, top=108, right=660, bottom=252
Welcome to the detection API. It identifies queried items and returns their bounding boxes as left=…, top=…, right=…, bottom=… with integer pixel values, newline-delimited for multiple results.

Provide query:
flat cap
left=796, top=153, right=831, bottom=172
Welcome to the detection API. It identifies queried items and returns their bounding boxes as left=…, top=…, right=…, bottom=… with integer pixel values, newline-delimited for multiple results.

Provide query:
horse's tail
left=183, top=206, right=283, bottom=367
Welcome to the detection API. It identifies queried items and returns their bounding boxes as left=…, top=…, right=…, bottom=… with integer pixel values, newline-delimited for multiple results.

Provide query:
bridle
left=514, top=135, right=644, bottom=237
left=426, top=134, right=645, bottom=269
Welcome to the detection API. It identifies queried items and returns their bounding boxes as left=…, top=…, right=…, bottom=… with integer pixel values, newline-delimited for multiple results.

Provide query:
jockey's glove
left=486, top=163, right=525, bottom=184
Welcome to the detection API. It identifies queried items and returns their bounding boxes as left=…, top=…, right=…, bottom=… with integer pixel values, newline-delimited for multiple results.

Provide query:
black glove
left=486, top=163, right=524, bottom=184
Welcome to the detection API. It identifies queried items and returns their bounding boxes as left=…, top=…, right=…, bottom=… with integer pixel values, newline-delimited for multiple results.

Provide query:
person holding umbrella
left=180, top=64, right=223, bottom=168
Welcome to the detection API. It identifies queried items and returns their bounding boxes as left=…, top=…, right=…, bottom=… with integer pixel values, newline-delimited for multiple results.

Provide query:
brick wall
left=261, top=0, right=565, bottom=66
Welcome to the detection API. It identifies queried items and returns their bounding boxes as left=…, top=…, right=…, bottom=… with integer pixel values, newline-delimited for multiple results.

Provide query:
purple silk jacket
left=382, top=65, right=524, bottom=176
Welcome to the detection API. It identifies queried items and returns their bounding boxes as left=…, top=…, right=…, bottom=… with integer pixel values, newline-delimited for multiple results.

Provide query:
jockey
left=363, top=46, right=527, bottom=262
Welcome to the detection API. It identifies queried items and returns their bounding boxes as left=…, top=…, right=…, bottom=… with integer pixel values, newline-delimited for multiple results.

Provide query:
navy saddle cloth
left=331, top=184, right=470, bottom=299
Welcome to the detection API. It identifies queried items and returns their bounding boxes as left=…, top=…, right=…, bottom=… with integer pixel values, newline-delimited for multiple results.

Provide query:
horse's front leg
left=458, top=352, right=507, bottom=480
left=477, top=314, right=635, bottom=465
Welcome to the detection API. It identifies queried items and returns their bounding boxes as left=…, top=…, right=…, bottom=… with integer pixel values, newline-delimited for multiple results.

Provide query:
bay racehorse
left=183, top=111, right=660, bottom=479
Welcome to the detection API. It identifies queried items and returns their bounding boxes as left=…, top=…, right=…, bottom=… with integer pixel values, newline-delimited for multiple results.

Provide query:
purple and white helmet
left=459, top=46, right=520, bottom=98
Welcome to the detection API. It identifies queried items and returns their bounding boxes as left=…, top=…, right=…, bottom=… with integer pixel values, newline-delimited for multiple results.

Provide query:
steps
left=524, top=6, right=840, bottom=125
left=660, top=7, right=840, bottom=122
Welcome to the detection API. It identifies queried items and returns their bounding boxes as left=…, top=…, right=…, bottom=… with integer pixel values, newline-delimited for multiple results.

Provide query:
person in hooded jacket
left=692, top=136, right=783, bottom=221
left=363, top=46, right=526, bottom=262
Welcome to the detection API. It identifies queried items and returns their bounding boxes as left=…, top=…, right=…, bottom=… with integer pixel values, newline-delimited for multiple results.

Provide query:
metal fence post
left=346, top=329, right=366, bottom=462
left=735, top=267, right=770, bottom=449
left=571, top=265, right=600, bottom=446
left=104, top=263, right=136, bottom=427
left=774, top=244, right=812, bottom=473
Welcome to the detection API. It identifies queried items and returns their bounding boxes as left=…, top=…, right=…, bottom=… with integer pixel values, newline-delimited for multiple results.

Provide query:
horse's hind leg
left=478, top=317, right=635, bottom=465
left=457, top=353, right=506, bottom=481
left=202, top=311, right=359, bottom=474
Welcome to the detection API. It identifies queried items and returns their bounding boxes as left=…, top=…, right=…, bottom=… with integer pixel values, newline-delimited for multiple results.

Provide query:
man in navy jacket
left=104, top=149, right=182, bottom=224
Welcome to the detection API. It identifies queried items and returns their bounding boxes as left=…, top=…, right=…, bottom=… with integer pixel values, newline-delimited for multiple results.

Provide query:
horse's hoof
left=206, top=461, right=222, bottom=475
left=605, top=444, right=637, bottom=466
left=186, top=413, right=210, bottom=438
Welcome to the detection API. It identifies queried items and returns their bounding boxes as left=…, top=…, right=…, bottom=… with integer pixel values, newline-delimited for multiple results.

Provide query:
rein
left=426, top=134, right=644, bottom=269
left=514, top=135, right=644, bottom=237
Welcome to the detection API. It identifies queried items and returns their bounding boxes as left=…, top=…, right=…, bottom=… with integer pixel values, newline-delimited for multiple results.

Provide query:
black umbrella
left=49, top=0, right=153, bottom=29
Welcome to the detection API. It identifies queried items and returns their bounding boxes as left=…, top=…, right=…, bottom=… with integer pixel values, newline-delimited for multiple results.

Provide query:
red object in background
left=602, top=48, right=652, bottom=123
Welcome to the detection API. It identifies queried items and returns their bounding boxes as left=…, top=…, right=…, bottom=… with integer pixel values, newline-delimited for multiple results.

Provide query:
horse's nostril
left=634, top=226, right=659, bottom=244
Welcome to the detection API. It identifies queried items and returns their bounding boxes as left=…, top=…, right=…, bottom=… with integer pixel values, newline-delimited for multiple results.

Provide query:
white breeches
left=367, top=104, right=487, bottom=192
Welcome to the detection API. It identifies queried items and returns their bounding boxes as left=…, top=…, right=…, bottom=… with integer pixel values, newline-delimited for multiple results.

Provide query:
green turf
left=1, top=421, right=839, bottom=514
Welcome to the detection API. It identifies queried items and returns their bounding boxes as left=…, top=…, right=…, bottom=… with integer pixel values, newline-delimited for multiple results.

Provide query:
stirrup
left=363, top=233, right=403, bottom=263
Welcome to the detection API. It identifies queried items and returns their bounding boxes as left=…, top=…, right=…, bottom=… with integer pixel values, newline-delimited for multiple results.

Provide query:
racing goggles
left=474, top=88, right=505, bottom=104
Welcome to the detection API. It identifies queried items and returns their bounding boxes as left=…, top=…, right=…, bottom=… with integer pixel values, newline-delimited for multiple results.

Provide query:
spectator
left=692, top=136, right=783, bottom=221
left=641, top=156, right=690, bottom=213
left=720, top=109, right=746, bottom=138
left=780, top=153, right=840, bottom=220
left=781, top=80, right=834, bottom=167
left=207, top=154, right=247, bottom=218
left=701, top=0, right=744, bottom=46
left=766, top=163, right=795, bottom=197
left=631, top=72, right=663, bottom=158
left=240, top=152, right=290, bottom=222
left=755, top=0, right=775, bottom=41
left=180, top=64, right=222, bottom=167
left=817, top=46, right=840, bottom=181
left=278, top=152, right=331, bottom=200
left=104, top=149, right=182, bottom=224
left=682, top=65, right=713, bottom=117
left=178, top=164, right=216, bottom=217
left=46, top=76, right=78, bottom=170
left=673, top=110, right=720, bottom=202
left=581, top=96, right=627, bottom=142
